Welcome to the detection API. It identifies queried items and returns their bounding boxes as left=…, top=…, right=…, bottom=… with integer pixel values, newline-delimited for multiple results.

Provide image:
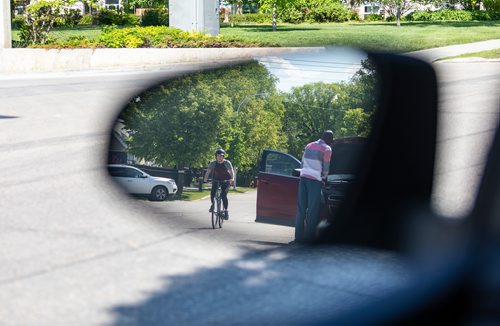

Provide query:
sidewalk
left=406, top=39, right=500, bottom=62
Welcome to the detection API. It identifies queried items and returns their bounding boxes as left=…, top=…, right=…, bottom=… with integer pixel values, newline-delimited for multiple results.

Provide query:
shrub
left=365, top=13, right=383, bottom=21
left=98, top=25, right=144, bottom=47
left=348, top=10, right=361, bottom=22
left=224, top=13, right=272, bottom=24
left=305, top=1, right=350, bottom=23
left=11, top=15, right=25, bottom=29
left=20, top=0, right=67, bottom=45
left=406, top=10, right=433, bottom=21
left=78, top=14, right=94, bottom=25
left=278, top=0, right=351, bottom=23
left=97, top=26, right=268, bottom=48
left=404, top=10, right=491, bottom=22
left=277, top=5, right=304, bottom=23
left=64, top=8, right=82, bottom=26
left=385, top=15, right=407, bottom=22
left=97, top=10, right=119, bottom=25
left=33, top=35, right=101, bottom=48
left=121, top=13, right=140, bottom=26
left=471, top=10, right=500, bottom=20
left=140, top=8, right=169, bottom=26
left=97, top=9, right=139, bottom=26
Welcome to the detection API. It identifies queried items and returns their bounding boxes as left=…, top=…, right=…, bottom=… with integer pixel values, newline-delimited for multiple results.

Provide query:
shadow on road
left=109, top=245, right=414, bottom=325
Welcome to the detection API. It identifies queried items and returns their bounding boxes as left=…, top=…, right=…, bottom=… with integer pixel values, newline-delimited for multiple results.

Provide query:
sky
left=257, top=47, right=368, bottom=92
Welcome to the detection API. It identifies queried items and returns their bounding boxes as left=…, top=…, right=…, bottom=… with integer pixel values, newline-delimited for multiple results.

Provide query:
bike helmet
left=215, top=148, right=225, bottom=156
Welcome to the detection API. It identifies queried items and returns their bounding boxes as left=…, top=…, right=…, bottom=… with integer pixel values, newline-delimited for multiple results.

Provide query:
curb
left=0, top=47, right=324, bottom=75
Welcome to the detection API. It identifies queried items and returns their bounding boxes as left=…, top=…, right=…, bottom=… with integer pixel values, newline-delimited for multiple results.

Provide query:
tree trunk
left=396, top=6, right=401, bottom=27
left=272, top=0, right=277, bottom=32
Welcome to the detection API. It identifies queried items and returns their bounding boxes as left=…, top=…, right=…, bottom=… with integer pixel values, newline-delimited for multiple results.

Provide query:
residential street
left=0, top=43, right=499, bottom=324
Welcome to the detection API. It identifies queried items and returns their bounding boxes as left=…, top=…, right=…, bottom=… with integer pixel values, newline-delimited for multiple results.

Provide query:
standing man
left=204, top=148, right=234, bottom=220
left=295, top=130, right=334, bottom=244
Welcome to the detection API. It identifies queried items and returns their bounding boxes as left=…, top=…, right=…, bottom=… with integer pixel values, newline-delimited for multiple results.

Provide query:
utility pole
left=1, top=0, right=12, bottom=48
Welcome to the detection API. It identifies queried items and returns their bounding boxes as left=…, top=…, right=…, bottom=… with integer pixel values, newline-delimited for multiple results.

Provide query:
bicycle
left=211, top=180, right=228, bottom=229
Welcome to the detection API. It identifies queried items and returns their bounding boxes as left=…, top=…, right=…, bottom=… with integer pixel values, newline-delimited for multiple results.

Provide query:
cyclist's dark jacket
left=208, top=160, right=234, bottom=181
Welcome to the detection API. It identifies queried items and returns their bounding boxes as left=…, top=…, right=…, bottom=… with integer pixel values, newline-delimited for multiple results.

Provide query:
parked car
left=107, top=164, right=177, bottom=201
left=256, top=137, right=366, bottom=226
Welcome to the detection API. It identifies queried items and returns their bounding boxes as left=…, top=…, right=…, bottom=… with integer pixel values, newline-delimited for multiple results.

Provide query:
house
left=70, top=0, right=123, bottom=14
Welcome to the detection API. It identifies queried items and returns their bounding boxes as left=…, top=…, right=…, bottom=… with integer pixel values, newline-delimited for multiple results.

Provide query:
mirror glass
left=106, top=47, right=379, bottom=231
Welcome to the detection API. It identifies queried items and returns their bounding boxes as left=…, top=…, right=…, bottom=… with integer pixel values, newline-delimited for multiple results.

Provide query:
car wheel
left=151, top=186, right=168, bottom=201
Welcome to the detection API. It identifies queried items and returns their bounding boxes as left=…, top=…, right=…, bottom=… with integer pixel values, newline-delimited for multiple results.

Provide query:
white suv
left=108, top=164, right=178, bottom=201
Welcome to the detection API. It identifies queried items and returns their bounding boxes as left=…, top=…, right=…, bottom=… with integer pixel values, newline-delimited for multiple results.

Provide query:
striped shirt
left=300, top=139, right=332, bottom=182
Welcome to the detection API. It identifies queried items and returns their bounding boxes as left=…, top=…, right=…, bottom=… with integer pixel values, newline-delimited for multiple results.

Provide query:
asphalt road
left=0, top=48, right=499, bottom=325
left=431, top=60, right=500, bottom=217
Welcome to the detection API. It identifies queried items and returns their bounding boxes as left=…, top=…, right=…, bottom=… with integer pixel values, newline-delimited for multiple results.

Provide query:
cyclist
left=203, top=148, right=235, bottom=220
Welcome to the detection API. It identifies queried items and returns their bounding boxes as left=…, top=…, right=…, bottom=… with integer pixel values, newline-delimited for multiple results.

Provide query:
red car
left=256, top=137, right=366, bottom=226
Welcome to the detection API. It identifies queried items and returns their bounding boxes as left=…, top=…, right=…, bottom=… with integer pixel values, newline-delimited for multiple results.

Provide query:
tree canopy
left=120, top=62, right=286, bottom=171
left=118, top=57, right=378, bottom=183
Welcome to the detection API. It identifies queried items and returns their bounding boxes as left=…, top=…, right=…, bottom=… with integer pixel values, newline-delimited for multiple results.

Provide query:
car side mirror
left=320, top=53, right=438, bottom=251
left=292, top=168, right=301, bottom=177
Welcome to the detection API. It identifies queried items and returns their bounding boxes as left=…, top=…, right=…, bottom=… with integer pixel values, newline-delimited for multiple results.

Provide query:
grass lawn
left=441, top=48, right=500, bottom=59
left=220, top=21, right=500, bottom=52
left=11, top=21, right=500, bottom=52
left=11, top=25, right=102, bottom=43
left=170, top=187, right=254, bottom=201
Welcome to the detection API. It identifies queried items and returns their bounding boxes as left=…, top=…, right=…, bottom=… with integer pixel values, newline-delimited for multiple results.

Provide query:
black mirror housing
left=321, top=53, right=438, bottom=250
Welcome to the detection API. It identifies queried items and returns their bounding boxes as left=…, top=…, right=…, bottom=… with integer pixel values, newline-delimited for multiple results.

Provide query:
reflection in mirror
left=107, top=47, right=378, bottom=237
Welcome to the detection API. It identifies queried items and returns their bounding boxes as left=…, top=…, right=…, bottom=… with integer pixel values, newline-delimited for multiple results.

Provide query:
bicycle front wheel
left=217, top=197, right=223, bottom=228
left=211, top=202, right=217, bottom=229
left=216, top=188, right=224, bottom=228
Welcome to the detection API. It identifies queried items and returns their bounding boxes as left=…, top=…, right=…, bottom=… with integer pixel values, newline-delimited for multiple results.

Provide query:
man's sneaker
left=224, top=210, right=229, bottom=220
left=209, top=205, right=213, bottom=213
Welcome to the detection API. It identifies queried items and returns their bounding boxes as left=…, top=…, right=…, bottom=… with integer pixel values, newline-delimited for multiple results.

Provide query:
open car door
left=256, top=150, right=301, bottom=226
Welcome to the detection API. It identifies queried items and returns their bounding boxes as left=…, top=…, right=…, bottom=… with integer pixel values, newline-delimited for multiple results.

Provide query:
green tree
left=341, top=58, right=379, bottom=114
left=281, top=58, right=378, bottom=157
left=259, top=0, right=298, bottom=31
left=439, top=0, right=484, bottom=10
left=483, top=0, right=500, bottom=11
left=122, top=74, right=232, bottom=169
left=230, top=93, right=287, bottom=176
left=211, top=63, right=286, bottom=173
left=224, top=0, right=260, bottom=14
left=282, top=82, right=346, bottom=157
left=378, top=0, right=416, bottom=26
left=337, top=108, right=372, bottom=137
left=20, top=0, right=74, bottom=45
left=120, top=62, right=286, bottom=176
left=127, top=0, right=167, bottom=11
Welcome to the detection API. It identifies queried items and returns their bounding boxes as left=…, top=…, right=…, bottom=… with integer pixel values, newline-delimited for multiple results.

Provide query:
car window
left=124, top=168, right=142, bottom=178
left=264, top=152, right=301, bottom=177
left=108, top=167, right=127, bottom=177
